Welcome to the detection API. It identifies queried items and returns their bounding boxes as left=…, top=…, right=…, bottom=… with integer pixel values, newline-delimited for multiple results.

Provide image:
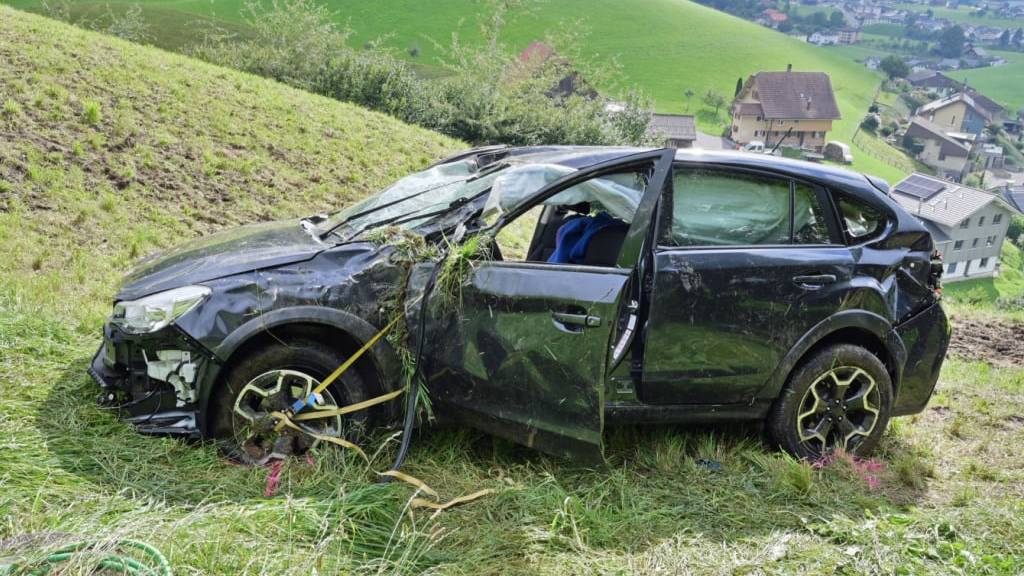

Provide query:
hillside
left=0, top=4, right=459, bottom=323
left=5, top=0, right=913, bottom=181
left=3, top=8, right=1023, bottom=575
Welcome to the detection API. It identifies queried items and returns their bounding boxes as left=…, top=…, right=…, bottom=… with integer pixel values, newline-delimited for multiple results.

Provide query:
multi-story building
left=891, top=173, right=1017, bottom=282
left=730, top=67, right=841, bottom=153
left=902, top=117, right=972, bottom=181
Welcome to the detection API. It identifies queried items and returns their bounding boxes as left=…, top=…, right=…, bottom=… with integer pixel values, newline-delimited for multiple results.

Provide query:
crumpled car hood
left=117, top=220, right=327, bottom=301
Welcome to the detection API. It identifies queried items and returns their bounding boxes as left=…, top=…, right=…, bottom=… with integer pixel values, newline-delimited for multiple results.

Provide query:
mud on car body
left=90, top=146, right=951, bottom=461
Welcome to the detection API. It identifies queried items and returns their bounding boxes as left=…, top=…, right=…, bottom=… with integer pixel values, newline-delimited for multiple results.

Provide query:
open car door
left=420, top=149, right=675, bottom=460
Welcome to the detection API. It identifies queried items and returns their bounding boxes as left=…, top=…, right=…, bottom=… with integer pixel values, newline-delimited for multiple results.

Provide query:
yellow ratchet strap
left=381, top=470, right=494, bottom=517
left=270, top=411, right=369, bottom=462
left=275, top=316, right=400, bottom=432
left=292, top=387, right=407, bottom=421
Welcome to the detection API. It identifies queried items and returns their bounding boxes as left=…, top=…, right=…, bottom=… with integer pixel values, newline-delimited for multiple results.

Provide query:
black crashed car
left=90, top=146, right=951, bottom=462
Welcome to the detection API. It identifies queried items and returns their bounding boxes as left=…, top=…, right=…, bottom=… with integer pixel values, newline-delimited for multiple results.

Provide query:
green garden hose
left=0, top=539, right=171, bottom=576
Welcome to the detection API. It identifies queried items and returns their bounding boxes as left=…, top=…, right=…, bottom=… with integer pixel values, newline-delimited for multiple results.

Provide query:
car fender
left=755, top=309, right=908, bottom=401
left=195, top=305, right=403, bottom=434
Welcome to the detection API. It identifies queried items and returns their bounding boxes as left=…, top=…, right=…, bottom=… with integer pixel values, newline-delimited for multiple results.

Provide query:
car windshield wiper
left=321, top=161, right=510, bottom=240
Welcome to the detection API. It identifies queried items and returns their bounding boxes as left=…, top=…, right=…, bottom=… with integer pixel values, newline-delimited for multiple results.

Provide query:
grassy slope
left=956, top=50, right=1024, bottom=114
left=944, top=240, right=1024, bottom=321
left=4, top=0, right=914, bottom=182
left=2, top=8, right=1024, bottom=575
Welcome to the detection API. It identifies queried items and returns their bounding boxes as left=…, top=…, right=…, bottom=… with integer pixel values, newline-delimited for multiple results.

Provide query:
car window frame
left=485, top=149, right=673, bottom=270
left=654, top=163, right=844, bottom=250
left=829, top=191, right=892, bottom=246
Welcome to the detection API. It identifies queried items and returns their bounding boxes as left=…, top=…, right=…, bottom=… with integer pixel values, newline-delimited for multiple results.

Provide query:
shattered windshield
left=322, top=160, right=507, bottom=240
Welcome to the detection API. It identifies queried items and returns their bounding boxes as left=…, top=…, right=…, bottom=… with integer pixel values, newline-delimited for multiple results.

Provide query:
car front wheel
left=209, top=339, right=370, bottom=464
left=768, top=343, right=893, bottom=460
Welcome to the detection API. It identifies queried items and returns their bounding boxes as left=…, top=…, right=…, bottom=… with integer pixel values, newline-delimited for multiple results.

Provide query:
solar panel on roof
left=895, top=174, right=946, bottom=200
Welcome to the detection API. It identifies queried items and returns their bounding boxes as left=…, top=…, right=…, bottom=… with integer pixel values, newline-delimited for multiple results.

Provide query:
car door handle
left=552, top=312, right=602, bottom=327
left=792, top=274, right=837, bottom=286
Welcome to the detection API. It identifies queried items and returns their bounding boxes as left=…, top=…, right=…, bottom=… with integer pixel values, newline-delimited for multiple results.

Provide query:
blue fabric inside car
left=547, top=211, right=628, bottom=265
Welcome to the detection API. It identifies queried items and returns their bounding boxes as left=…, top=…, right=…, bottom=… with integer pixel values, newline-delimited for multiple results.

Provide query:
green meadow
left=3, top=0, right=919, bottom=182
left=2, top=8, right=1024, bottom=574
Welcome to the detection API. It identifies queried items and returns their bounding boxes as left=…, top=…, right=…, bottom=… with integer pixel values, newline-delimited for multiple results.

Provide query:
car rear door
left=422, top=150, right=674, bottom=460
left=640, top=164, right=854, bottom=405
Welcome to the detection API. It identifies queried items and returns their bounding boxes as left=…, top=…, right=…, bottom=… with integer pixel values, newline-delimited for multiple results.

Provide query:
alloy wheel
left=230, top=369, right=343, bottom=464
left=795, top=365, right=881, bottom=455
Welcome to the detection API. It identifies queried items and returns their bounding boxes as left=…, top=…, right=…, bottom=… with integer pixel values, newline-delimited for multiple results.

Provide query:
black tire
left=210, top=339, right=370, bottom=463
left=768, top=343, right=893, bottom=460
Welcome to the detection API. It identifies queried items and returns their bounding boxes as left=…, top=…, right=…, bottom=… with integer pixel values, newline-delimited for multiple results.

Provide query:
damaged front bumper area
left=88, top=322, right=214, bottom=437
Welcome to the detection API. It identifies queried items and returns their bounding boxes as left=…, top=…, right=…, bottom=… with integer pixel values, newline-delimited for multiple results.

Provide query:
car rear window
left=666, top=170, right=791, bottom=246
left=837, top=196, right=884, bottom=242
left=663, top=169, right=836, bottom=247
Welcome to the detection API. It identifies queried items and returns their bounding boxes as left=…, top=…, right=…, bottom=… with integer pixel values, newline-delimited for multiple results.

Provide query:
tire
left=210, top=339, right=370, bottom=463
left=768, top=343, right=893, bottom=460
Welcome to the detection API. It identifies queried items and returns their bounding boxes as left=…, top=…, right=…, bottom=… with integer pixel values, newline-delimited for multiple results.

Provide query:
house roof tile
left=904, top=117, right=972, bottom=158
left=891, top=172, right=1014, bottom=227
left=747, top=71, right=841, bottom=120
left=647, top=113, right=697, bottom=141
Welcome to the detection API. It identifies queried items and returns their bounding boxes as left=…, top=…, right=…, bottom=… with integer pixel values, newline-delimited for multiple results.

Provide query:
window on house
left=959, top=218, right=969, bottom=229
left=947, top=262, right=958, bottom=274
left=953, top=240, right=963, bottom=250
left=978, top=216, right=986, bottom=226
left=987, top=235, right=996, bottom=247
left=938, top=151, right=946, bottom=161
left=993, top=213, right=1003, bottom=225
left=980, top=257, right=989, bottom=267
left=756, top=115, right=762, bottom=121
left=972, top=238, right=979, bottom=248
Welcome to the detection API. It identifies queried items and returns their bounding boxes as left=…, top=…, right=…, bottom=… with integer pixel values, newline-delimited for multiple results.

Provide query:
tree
left=860, top=114, right=880, bottom=132
left=703, top=89, right=726, bottom=115
left=734, top=77, right=743, bottom=97
left=829, top=10, right=846, bottom=29
left=810, top=11, right=828, bottom=28
left=1013, top=27, right=1023, bottom=48
left=938, top=25, right=965, bottom=58
left=684, top=88, right=695, bottom=110
left=902, top=133, right=924, bottom=155
left=880, top=55, right=910, bottom=79
left=1000, top=29, right=1011, bottom=49
left=778, top=19, right=793, bottom=33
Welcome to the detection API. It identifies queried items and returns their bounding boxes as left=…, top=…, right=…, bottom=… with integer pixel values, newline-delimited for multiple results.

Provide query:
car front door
left=422, top=150, right=674, bottom=460
left=640, top=164, right=854, bottom=405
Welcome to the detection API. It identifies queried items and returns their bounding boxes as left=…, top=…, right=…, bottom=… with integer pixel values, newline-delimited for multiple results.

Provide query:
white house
left=891, top=173, right=1018, bottom=282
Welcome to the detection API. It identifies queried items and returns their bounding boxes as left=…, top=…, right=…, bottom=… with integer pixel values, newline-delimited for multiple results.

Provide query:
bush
left=1008, top=215, right=1024, bottom=243
left=192, top=0, right=653, bottom=147
left=860, top=114, right=880, bottom=132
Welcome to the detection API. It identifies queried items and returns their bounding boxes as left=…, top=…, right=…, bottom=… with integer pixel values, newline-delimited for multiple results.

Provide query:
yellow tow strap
left=274, top=316, right=401, bottom=432
left=291, top=387, right=407, bottom=421
left=271, top=410, right=369, bottom=461
left=262, top=317, right=492, bottom=515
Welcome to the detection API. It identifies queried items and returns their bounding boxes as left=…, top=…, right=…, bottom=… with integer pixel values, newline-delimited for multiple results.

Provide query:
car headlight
left=111, top=285, right=211, bottom=334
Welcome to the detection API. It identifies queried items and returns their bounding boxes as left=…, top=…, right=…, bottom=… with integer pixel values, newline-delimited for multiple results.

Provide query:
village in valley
left=634, top=0, right=1024, bottom=284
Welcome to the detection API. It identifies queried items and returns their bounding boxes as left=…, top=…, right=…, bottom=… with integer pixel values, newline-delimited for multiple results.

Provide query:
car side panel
left=890, top=301, right=950, bottom=416
left=641, top=246, right=855, bottom=404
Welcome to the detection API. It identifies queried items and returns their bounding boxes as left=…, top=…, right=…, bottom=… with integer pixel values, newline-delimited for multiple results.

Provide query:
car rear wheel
left=768, top=343, right=892, bottom=460
left=210, top=339, right=370, bottom=464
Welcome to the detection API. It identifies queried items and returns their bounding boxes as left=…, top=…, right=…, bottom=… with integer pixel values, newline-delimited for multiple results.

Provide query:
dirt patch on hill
left=948, top=317, right=1024, bottom=367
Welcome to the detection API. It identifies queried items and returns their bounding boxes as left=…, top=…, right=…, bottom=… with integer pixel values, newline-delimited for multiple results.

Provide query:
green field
left=892, top=2, right=1024, bottom=32
left=956, top=50, right=1024, bottom=114
left=2, top=8, right=1024, bottom=574
left=3, top=0, right=917, bottom=182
